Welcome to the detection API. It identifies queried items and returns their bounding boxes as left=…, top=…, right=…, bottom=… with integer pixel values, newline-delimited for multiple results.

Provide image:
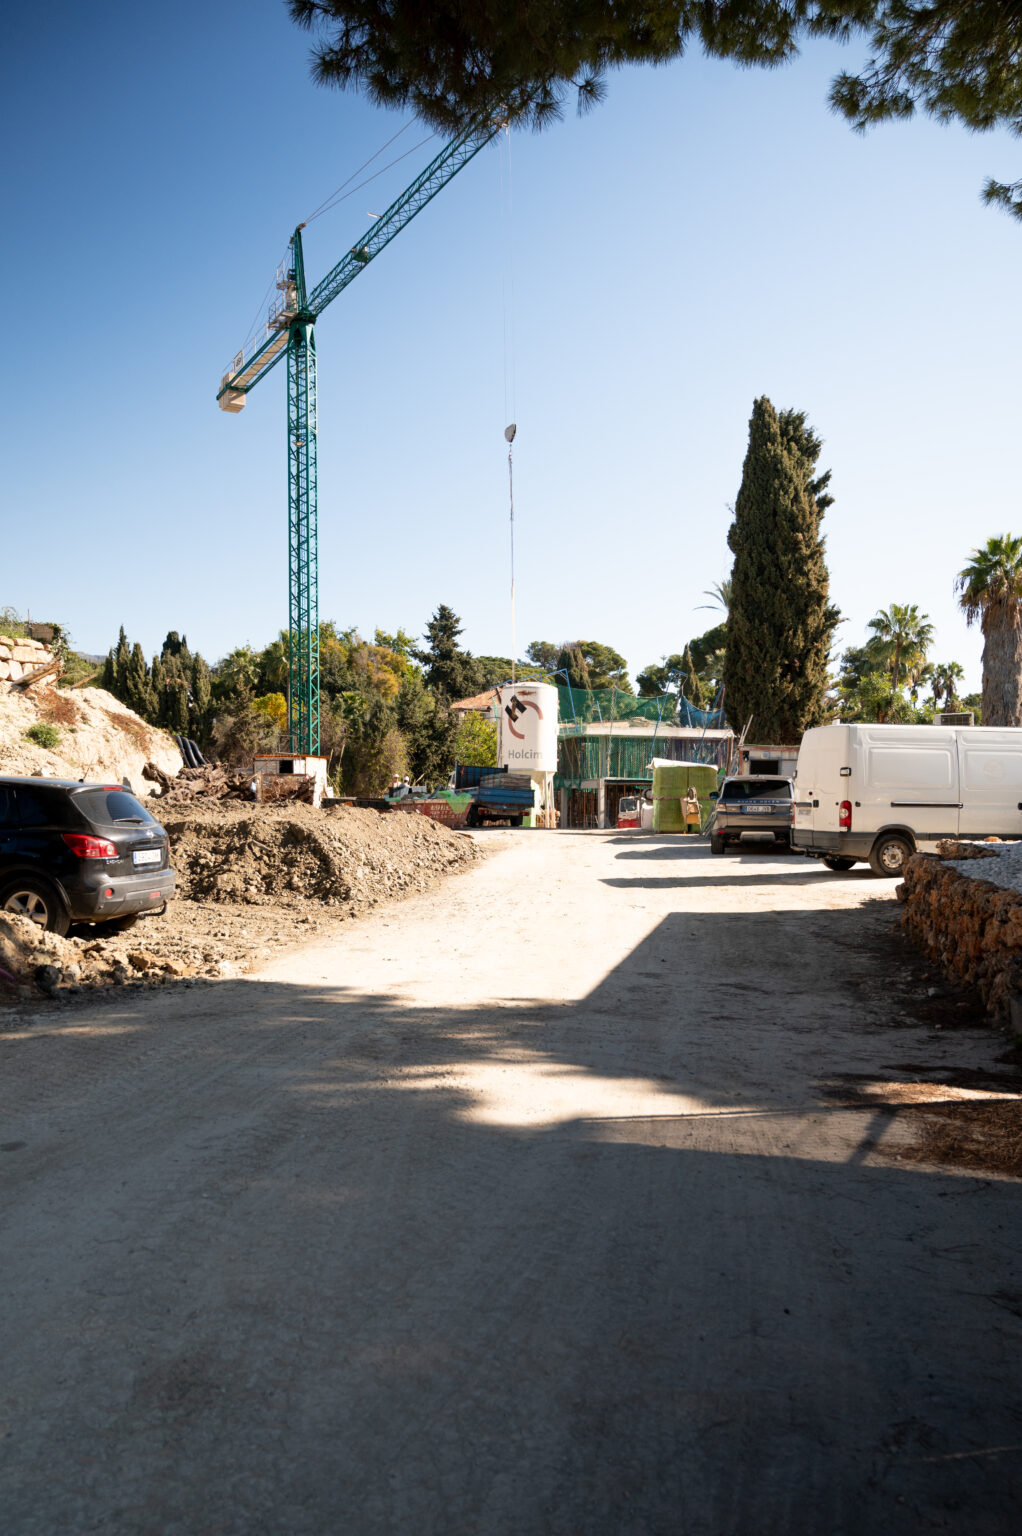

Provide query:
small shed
left=252, top=753, right=329, bottom=807
left=738, top=744, right=799, bottom=778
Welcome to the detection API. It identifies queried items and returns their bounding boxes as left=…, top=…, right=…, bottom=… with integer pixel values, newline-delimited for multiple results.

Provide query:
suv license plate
left=133, top=848, right=162, bottom=866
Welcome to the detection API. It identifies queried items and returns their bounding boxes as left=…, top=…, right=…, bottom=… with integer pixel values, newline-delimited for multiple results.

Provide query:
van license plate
left=133, top=849, right=161, bottom=866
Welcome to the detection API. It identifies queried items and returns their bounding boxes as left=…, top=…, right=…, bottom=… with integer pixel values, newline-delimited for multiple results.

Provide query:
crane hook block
left=351, top=246, right=371, bottom=265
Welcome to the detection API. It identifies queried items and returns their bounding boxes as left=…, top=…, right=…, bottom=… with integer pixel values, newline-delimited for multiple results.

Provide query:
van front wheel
left=869, top=834, right=913, bottom=878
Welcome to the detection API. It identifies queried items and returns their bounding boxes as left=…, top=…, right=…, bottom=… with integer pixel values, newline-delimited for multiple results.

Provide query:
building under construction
left=554, top=688, right=733, bottom=829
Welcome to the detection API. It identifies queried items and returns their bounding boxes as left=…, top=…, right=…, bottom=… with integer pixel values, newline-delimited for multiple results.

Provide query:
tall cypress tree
left=191, top=654, right=212, bottom=739
left=112, top=626, right=130, bottom=693
left=680, top=644, right=709, bottom=710
left=723, top=397, right=836, bottom=741
left=124, top=642, right=154, bottom=719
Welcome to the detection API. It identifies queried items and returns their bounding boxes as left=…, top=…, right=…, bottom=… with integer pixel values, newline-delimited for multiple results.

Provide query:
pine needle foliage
left=723, top=397, right=837, bottom=741
left=289, top=2, right=1022, bottom=219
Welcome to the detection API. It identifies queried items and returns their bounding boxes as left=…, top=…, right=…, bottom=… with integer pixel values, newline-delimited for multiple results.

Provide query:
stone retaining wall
left=898, top=852, right=1022, bottom=1019
left=0, top=634, right=55, bottom=683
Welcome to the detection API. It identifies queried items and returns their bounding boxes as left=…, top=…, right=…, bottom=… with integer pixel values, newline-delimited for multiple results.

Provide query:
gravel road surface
left=2, top=832, right=1019, bottom=1534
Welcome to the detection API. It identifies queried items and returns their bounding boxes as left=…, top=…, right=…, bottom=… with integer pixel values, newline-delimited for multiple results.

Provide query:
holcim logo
left=504, top=692, right=543, bottom=741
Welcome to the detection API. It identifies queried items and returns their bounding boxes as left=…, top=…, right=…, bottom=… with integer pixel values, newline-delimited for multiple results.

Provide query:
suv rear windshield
left=73, top=788, right=158, bottom=826
left=720, top=778, right=791, bottom=801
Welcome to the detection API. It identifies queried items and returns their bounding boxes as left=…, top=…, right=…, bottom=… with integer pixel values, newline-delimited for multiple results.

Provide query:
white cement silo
left=496, top=682, right=559, bottom=772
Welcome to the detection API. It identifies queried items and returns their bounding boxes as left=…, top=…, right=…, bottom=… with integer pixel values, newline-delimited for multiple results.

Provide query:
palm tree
left=930, top=661, right=965, bottom=712
left=698, top=578, right=732, bottom=615
left=867, top=604, right=935, bottom=694
left=956, top=535, right=1022, bottom=726
left=907, top=659, right=934, bottom=705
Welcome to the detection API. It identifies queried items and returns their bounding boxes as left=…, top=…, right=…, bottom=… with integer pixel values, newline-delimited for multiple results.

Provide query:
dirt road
left=2, top=832, right=1019, bottom=1533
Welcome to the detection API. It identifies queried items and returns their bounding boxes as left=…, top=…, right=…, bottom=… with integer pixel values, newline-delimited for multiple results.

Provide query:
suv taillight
left=62, top=832, right=118, bottom=859
left=839, top=800, right=852, bottom=831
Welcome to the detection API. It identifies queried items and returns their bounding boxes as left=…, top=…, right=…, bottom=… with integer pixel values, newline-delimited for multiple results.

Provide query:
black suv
left=0, top=777, right=175, bottom=934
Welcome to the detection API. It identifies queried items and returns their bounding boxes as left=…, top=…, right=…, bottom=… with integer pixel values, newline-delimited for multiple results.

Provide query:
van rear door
left=861, top=729, right=960, bottom=842
left=792, top=726, right=848, bottom=847
left=957, top=731, right=1022, bottom=838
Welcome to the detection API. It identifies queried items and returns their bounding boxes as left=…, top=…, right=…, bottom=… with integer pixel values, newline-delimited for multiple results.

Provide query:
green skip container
left=652, top=761, right=719, bottom=833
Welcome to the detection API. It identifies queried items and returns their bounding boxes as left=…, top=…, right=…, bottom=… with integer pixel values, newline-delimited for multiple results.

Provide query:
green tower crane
left=217, top=118, right=499, bottom=754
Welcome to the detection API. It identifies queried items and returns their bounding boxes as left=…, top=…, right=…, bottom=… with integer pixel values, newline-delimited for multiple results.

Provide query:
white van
left=792, top=723, right=1022, bottom=876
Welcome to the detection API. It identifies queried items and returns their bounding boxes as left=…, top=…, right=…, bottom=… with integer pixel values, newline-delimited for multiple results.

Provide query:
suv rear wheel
left=0, top=875, right=71, bottom=936
left=710, top=831, right=728, bottom=855
left=868, top=834, right=913, bottom=878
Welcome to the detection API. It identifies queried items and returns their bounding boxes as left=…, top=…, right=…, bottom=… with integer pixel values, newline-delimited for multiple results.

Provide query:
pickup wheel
left=868, top=834, right=913, bottom=878
left=710, top=831, right=728, bottom=855
left=822, top=856, right=857, bottom=872
left=0, top=875, right=71, bottom=936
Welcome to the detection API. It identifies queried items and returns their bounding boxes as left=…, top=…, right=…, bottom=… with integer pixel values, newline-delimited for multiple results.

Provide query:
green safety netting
left=556, top=733, right=728, bottom=789
left=556, top=687, right=724, bottom=731
left=553, top=685, right=727, bottom=790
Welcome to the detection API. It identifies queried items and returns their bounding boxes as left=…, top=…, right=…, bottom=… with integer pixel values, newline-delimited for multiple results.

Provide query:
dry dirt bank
left=1, top=834, right=1019, bottom=1534
left=0, top=682, right=182, bottom=790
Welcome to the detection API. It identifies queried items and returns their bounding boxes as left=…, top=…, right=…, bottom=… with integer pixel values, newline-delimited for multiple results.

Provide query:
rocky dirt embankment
left=0, top=802, right=480, bottom=1006
left=0, top=683, right=182, bottom=792
left=898, top=849, right=1022, bottom=1019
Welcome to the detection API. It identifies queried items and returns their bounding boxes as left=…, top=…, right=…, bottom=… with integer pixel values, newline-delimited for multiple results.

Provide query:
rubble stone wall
left=0, top=634, right=54, bottom=683
left=898, top=852, right=1022, bottom=1018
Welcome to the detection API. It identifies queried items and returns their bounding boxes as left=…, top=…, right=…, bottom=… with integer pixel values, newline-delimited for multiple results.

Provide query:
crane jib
left=217, top=118, right=498, bottom=405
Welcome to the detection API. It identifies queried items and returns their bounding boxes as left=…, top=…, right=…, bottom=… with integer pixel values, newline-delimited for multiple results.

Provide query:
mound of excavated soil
left=0, top=801, right=481, bottom=1006
left=161, top=800, right=478, bottom=908
left=0, top=684, right=182, bottom=795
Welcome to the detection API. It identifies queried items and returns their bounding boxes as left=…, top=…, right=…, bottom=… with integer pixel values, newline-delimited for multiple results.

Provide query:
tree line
left=55, top=392, right=1022, bottom=780
left=96, top=610, right=657, bottom=795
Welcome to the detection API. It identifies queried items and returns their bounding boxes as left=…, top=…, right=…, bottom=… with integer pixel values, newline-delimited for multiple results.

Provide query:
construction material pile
left=0, top=799, right=479, bottom=1004
left=161, top=800, right=476, bottom=908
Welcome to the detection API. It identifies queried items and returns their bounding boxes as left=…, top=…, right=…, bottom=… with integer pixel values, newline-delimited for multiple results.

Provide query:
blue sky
left=3, top=1, right=1019, bottom=693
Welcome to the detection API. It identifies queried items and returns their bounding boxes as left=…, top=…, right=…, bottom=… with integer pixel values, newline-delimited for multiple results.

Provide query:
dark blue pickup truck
left=466, top=771, right=535, bottom=827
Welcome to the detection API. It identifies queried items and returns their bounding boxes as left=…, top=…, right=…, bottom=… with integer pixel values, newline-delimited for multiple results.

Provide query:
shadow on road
left=2, top=903, right=1019, bottom=1535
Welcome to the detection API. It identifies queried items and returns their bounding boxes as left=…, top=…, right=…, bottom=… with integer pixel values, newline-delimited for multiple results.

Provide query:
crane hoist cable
left=499, top=123, right=519, bottom=685
left=305, top=119, right=416, bottom=222
left=306, top=132, right=438, bottom=223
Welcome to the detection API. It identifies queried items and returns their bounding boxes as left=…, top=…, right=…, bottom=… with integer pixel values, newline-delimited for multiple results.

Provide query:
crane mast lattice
left=217, top=117, right=499, bottom=753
